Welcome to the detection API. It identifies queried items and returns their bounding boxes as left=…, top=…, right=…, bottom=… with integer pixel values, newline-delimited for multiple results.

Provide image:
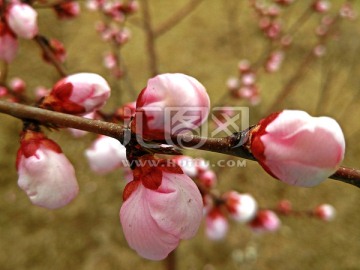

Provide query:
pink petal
left=17, top=146, right=78, bottom=209
left=147, top=172, right=203, bottom=239
left=120, top=184, right=179, bottom=260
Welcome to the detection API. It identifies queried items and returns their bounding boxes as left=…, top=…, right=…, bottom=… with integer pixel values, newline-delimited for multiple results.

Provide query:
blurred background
left=1, top=0, right=360, bottom=269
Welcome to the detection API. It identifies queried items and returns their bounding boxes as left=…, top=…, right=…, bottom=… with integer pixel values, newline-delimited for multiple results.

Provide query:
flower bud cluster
left=226, top=60, right=260, bottom=105
left=87, top=0, right=138, bottom=78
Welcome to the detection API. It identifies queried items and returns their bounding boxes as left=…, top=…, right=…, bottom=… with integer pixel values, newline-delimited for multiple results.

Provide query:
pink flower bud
left=0, top=86, right=8, bottom=97
left=132, top=73, right=210, bottom=140
left=249, top=210, right=281, bottom=233
left=277, top=199, right=292, bottom=215
left=16, top=130, right=79, bottom=209
left=172, top=155, right=198, bottom=178
left=313, top=0, right=331, bottom=13
left=120, top=156, right=202, bottom=260
left=250, top=110, right=345, bottom=187
left=265, top=50, right=284, bottom=73
left=85, top=135, right=127, bottom=174
left=224, top=191, right=257, bottom=223
left=0, top=22, right=18, bottom=63
left=198, top=169, right=217, bottom=188
left=54, top=1, right=81, bottom=20
left=41, top=73, right=111, bottom=115
left=6, top=3, right=38, bottom=39
left=314, top=204, right=336, bottom=221
left=42, top=38, right=67, bottom=63
left=34, top=86, right=50, bottom=101
left=9, top=77, right=26, bottom=93
left=205, top=208, right=229, bottom=241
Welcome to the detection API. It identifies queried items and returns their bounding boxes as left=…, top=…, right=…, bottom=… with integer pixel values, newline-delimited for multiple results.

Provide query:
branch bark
left=0, top=100, right=359, bottom=188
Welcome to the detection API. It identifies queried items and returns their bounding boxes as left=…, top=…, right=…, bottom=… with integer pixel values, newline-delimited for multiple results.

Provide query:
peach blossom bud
left=202, top=194, right=214, bottom=216
left=194, top=158, right=210, bottom=175
left=198, top=169, right=217, bottom=188
left=226, top=77, right=240, bottom=92
left=265, top=50, right=284, bottom=73
left=277, top=199, right=292, bottom=215
left=132, top=73, right=210, bottom=140
left=103, top=52, right=117, bottom=69
left=313, top=44, right=327, bottom=57
left=85, top=135, right=127, bottom=174
left=249, top=210, right=281, bottom=233
left=172, top=155, right=198, bottom=178
left=42, top=39, right=66, bottom=63
left=34, top=86, right=50, bottom=101
left=241, top=72, right=256, bottom=86
left=16, top=130, right=78, bottom=209
left=238, top=59, right=251, bottom=73
left=41, top=73, right=111, bottom=115
left=205, top=208, right=229, bottom=241
left=54, top=1, right=80, bottom=19
left=313, top=0, right=330, bottom=13
left=250, top=110, right=345, bottom=187
left=314, top=204, right=336, bottom=221
left=120, top=156, right=202, bottom=260
left=0, top=22, right=18, bottom=63
left=224, top=191, right=257, bottom=223
left=0, top=86, right=8, bottom=97
left=9, top=77, right=25, bottom=93
left=6, top=3, right=38, bottom=39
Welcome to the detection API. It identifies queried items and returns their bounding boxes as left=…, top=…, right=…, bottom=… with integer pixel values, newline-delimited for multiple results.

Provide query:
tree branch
left=153, top=0, right=203, bottom=37
left=0, top=100, right=359, bottom=188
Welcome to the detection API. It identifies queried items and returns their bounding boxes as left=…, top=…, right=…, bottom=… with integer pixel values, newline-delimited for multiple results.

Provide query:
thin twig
left=153, top=0, right=204, bottom=37
left=140, top=0, right=158, bottom=76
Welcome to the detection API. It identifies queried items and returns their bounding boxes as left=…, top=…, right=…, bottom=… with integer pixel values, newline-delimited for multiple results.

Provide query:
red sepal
left=123, top=180, right=141, bottom=201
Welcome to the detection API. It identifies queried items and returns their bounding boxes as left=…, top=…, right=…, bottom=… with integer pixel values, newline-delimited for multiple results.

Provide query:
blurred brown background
left=1, top=1, right=360, bottom=269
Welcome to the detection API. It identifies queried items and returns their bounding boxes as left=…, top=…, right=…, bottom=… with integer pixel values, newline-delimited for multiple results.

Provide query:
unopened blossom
left=249, top=210, right=281, bottom=233
left=131, top=73, right=210, bottom=140
left=16, top=130, right=78, bottom=209
left=6, top=3, right=38, bottom=39
left=265, top=50, right=284, bottom=73
left=205, top=208, right=229, bottom=241
left=53, top=1, right=81, bottom=19
left=313, top=0, right=331, bottom=13
left=198, top=169, right=217, bottom=188
left=250, top=110, right=345, bottom=187
left=172, top=155, right=198, bottom=178
left=224, top=192, right=257, bottom=223
left=85, top=135, right=127, bottom=174
left=120, top=156, right=202, bottom=260
left=314, top=204, right=336, bottom=221
left=42, top=38, right=67, bottom=63
left=41, top=73, right=111, bottom=115
left=0, top=22, right=18, bottom=63
left=9, top=77, right=26, bottom=93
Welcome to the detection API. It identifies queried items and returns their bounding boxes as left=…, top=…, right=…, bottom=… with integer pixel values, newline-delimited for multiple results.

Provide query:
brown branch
left=140, top=0, right=158, bottom=76
left=0, top=100, right=359, bottom=188
left=153, top=0, right=203, bottom=37
left=164, top=250, right=176, bottom=270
